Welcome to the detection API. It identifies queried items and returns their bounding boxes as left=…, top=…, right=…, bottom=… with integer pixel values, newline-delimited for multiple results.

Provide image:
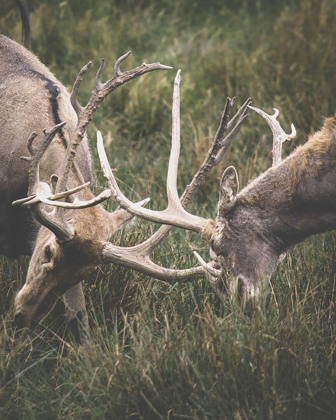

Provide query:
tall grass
left=0, top=1, right=335, bottom=418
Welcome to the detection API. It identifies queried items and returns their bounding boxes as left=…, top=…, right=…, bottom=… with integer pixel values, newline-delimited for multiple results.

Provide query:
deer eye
left=45, top=245, right=52, bottom=261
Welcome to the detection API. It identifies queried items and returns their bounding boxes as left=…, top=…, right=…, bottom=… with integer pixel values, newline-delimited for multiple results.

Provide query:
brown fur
left=287, top=116, right=335, bottom=196
left=240, top=116, right=335, bottom=207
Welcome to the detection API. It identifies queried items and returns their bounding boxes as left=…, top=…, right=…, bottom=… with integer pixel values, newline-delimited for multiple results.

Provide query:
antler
left=248, top=106, right=296, bottom=166
left=12, top=124, right=113, bottom=241
left=13, top=53, right=172, bottom=241
left=99, top=70, right=250, bottom=235
left=98, top=70, right=250, bottom=281
left=55, top=53, right=172, bottom=196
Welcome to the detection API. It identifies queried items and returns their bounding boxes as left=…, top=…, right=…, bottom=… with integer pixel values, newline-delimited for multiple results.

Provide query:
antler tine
left=95, top=58, right=105, bottom=88
left=102, top=240, right=205, bottom=282
left=193, top=251, right=221, bottom=277
left=248, top=105, right=296, bottom=166
left=22, top=122, right=66, bottom=193
left=114, top=51, right=132, bottom=77
left=12, top=182, right=90, bottom=208
left=14, top=187, right=111, bottom=209
left=70, top=61, right=92, bottom=117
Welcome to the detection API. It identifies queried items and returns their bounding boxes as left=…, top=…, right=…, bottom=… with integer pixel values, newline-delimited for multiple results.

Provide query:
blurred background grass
left=0, top=0, right=335, bottom=419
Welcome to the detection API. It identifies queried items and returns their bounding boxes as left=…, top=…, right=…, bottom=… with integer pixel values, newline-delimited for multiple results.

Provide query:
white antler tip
left=97, top=130, right=103, bottom=145
left=272, top=108, right=280, bottom=118
left=137, top=197, right=150, bottom=207
left=174, top=69, right=181, bottom=84
left=290, top=123, right=296, bottom=138
left=193, top=251, right=221, bottom=277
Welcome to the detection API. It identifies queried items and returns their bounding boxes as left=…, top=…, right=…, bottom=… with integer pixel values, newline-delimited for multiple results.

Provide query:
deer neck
left=237, top=125, right=336, bottom=251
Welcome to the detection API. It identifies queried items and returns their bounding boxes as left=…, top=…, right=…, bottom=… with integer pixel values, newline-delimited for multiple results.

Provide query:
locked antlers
left=97, top=71, right=250, bottom=281
left=99, top=71, right=250, bottom=236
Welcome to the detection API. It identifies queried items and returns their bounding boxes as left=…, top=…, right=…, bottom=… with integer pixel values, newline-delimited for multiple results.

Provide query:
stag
left=101, top=70, right=336, bottom=302
left=0, top=33, right=170, bottom=335
left=1, top=24, right=249, bottom=334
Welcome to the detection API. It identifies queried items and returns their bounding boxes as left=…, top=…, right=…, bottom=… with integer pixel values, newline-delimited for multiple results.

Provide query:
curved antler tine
left=12, top=194, right=37, bottom=207
left=193, top=251, right=221, bottom=277
left=26, top=131, right=38, bottom=155
left=95, top=58, right=105, bottom=89
left=248, top=105, right=296, bottom=166
left=289, top=123, right=296, bottom=138
left=16, top=183, right=111, bottom=210
left=70, top=61, right=92, bottom=116
left=48, top=182, right=91, bottom=201
left=114, top=51, right=132, bottom=77
left=167, top=69, right=181, bottom=206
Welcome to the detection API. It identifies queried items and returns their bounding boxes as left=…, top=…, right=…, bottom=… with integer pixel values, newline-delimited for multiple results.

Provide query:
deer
left=2, top=3, right=249, bottom=338
left=99, top=69, right=336, bottom=302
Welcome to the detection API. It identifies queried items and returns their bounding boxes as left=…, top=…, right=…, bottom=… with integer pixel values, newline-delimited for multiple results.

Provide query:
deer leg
left=62, top=283, right=90, bottom=344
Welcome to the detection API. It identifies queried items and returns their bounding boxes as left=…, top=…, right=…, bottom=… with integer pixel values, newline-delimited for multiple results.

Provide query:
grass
left=0, top=0, right=336, bottom=418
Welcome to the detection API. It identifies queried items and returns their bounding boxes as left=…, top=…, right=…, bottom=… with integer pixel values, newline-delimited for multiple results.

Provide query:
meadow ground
left=0, top=1, right=335, bottom=418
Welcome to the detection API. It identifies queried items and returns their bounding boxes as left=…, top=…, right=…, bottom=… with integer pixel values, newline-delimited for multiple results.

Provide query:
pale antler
left=98, top=70, right=250, bottom=282
left=99, top=70, right=250, bottom=235
left=248, top=106, right=296, bottom=166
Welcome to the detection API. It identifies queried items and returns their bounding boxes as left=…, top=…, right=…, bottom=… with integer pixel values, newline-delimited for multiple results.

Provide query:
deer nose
left=14, top=312, right=26, bottom=330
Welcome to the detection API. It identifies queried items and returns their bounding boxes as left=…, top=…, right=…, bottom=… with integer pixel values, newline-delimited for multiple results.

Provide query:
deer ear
left=109, top=208, right=137, bottom=233
left=218, top=166, right=239, bottom=215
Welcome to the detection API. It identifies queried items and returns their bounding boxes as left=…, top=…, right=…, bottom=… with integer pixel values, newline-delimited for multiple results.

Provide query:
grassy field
left=0, top=1, right=335, bottom=418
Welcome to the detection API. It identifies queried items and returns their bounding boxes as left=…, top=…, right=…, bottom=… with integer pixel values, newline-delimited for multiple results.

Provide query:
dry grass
left=0, top=1, right=335, bottom=418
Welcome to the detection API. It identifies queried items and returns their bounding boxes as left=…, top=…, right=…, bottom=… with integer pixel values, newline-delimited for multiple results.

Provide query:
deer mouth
left=14, top=286, right=61, bottom=330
